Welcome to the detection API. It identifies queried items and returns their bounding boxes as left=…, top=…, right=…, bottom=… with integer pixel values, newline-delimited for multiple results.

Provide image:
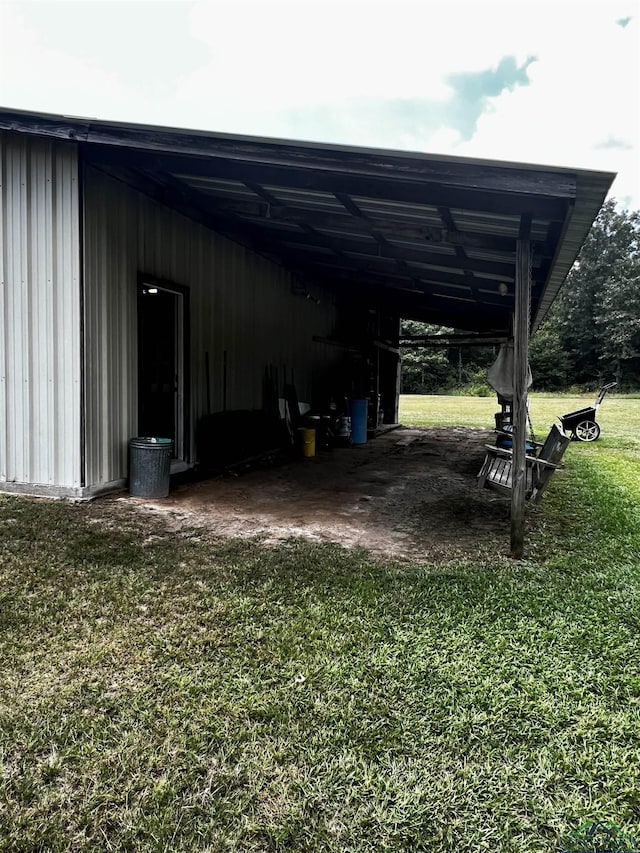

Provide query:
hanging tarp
left=487, top=342, right=532, bottom=401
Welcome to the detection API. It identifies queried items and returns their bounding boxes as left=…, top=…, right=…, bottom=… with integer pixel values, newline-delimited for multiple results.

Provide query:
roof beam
left=399, top=334, right=508, bottom=347
left=437, top=205, right=481, bottom=299
left=95, top=163, right=327, bottom=282
left=334, top=191, right=417, bottom=282
left=334, top=192, right=364, bottom=218
left=169, top=193, right=543, bottom=253
left=85, top=146, right=572, bottom=220
left=72, top=119, right=579, bottom=197
left=309, top=257, right=524, bottom=298
left=91, top=162, right=542, bottom=318
left=315, top=272, right=513, bottom=332
left=335, top=285, right=513, bottom=333
left=237, top=206, right=553, bottom=253
left=278, top=231, right=518, bottom=277
left=247, top=182, right=364, bottom=271
left=315, top=265, right=516, bottom=312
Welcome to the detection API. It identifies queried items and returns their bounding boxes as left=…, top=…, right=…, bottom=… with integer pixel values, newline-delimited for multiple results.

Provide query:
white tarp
left=487, top=342, right=532, bottom=401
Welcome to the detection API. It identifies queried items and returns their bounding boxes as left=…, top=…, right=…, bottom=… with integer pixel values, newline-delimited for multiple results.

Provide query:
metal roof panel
left=0, top=106, right=615, bottom=334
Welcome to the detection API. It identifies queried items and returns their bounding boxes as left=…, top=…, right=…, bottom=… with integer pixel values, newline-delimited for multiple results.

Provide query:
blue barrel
left=349, top=399, right=368, bottom=445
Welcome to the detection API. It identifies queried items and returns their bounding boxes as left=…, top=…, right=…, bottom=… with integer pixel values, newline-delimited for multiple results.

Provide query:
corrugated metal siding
left=83, top=166, right=338, bottom=490
left=0, top=132, right=81, bottom=490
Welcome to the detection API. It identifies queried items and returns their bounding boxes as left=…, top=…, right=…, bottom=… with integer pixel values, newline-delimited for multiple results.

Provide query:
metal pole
left=511, top=235, right=531, bottom=558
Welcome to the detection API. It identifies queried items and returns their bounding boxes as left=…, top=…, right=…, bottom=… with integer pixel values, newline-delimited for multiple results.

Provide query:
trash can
left=128, top=437, right=173, bottom=497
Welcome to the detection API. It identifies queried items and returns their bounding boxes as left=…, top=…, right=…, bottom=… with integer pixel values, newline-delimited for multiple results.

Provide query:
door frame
left=137, top=273, right=191, bottom=462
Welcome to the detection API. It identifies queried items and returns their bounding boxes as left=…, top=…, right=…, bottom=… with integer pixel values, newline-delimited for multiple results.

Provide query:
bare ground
left=99, top=426, right=516, bottom=562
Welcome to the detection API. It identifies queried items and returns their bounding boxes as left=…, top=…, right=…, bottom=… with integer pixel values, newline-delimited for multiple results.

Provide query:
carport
left=0, top=109, right=614, bottom=555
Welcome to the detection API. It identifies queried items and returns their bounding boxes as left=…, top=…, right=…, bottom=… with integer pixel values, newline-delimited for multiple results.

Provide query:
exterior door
left=138, top=280, right=187, bottom=459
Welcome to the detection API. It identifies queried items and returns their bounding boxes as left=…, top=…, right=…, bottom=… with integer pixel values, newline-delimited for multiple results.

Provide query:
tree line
left=401, top=200, right=640, bottom=394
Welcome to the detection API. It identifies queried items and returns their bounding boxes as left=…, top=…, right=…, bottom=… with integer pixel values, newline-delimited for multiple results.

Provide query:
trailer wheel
left=574, top=420, right=601, bottom=442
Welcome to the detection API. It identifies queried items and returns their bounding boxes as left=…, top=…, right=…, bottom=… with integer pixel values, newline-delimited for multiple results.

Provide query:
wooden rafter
left=437, top=205, right=481, bottom=299
left=275, top=232, right=518, bottom=277
left=169, top=194, right=548, bottom=254
left=334, top=192, right=418, bottom=282
left=399, top=333, right=508, bottom=346
left=1, top=106, right=612, bottom=337
left=86, top=146, right=572, bottom=220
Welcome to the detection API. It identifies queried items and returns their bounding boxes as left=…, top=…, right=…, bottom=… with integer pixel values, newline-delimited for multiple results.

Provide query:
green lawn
left=1, top=396, right=640, bottom=851
left=399, top=391, right=638, bottom=439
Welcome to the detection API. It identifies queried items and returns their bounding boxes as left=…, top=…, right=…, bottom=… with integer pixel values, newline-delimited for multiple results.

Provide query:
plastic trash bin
left=128, top=437, right=173, bottom=497
left=349, top=399, right=368, bottom=445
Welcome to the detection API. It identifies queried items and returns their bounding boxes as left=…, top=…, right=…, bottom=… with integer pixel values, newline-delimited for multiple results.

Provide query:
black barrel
left=128, top=437, right=173, bottom=497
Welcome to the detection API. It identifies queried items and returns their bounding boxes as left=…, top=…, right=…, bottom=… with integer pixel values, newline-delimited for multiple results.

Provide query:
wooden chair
left=477, top=424, right=570, bottom=504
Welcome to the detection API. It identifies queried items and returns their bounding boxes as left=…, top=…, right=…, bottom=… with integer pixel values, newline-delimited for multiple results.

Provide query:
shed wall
left=0, top=132, right=81, bottom=493
left=83, top=165, right=338, bottom=491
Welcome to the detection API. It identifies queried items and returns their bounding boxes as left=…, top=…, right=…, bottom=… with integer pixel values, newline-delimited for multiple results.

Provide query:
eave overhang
left=0, top=106, right=615, bottom=334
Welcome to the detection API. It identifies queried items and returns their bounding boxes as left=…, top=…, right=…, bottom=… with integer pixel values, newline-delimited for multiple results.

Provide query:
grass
left=399, top=390, right=639, bottom=439
left=1, top=394, right=640, bottom=851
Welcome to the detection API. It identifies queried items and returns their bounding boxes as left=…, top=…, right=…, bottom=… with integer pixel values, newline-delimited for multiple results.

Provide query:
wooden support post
left=511, top=234, right=531, bottom=558
left=391, top=316, right=402, bottom=423
left=392, top=350, right=401, bottom=422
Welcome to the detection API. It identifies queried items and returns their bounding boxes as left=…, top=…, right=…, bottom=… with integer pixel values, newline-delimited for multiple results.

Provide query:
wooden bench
left=477, top=424, right=570, bottom=504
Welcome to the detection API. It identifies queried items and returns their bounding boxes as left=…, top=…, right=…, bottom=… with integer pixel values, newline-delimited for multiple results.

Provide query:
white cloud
left=446, top=9, right=639, bottom=205
left=182, top=0, right=535, bottom=108
left=0, top=0, right=637, bottom=206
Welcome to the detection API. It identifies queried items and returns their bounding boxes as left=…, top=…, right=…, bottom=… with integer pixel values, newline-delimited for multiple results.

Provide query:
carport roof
left=0, top=107, right=615, bottom=334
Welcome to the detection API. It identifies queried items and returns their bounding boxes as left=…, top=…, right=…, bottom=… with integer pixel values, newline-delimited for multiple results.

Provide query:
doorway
left=137, top=278, right=189, bottom=460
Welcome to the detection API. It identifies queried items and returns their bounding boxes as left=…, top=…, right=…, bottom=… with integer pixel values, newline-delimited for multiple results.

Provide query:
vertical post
left=392, top=350, right=401, bottom=422
left=375, top=339, right=381, bottom=427
left=511, top=232, right=531, bottom=558
left=379, top=314, right=402, bottom=424
left=392, top=315, right=401, bottom=423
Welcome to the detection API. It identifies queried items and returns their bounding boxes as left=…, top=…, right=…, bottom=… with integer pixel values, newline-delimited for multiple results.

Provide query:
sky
left=1, top=0, right=638, bottom=209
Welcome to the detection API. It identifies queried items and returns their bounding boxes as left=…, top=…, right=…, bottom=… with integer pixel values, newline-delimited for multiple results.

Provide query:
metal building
left=0, top=109, right=614, bottom=543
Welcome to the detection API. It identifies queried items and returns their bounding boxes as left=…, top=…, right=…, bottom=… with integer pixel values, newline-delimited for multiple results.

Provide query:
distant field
left=399, top=392, right=640, bottom=444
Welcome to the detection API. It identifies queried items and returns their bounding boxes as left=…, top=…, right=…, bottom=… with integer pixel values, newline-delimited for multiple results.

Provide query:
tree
left=400, top=321, right=453, bottom=393
left=548, top=200, right=640, bottom=387
left=400, top=320, right=496, bottom=393
left=529, top=321, right=569, bottom=390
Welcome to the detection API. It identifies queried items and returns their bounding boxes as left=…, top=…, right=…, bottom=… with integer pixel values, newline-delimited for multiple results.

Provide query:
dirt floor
left=109, top=426, right=514, bottom=562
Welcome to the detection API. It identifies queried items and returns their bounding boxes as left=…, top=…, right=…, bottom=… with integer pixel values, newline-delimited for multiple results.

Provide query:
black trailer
left=559, top=382, right=617, bottom=441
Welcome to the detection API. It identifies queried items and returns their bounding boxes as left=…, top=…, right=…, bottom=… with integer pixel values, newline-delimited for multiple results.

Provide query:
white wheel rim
left=575, top=421, right=599, bottom=441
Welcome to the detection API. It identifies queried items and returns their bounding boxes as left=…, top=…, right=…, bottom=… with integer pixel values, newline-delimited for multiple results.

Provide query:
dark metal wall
left=82, top=166, right=342, bottom=491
